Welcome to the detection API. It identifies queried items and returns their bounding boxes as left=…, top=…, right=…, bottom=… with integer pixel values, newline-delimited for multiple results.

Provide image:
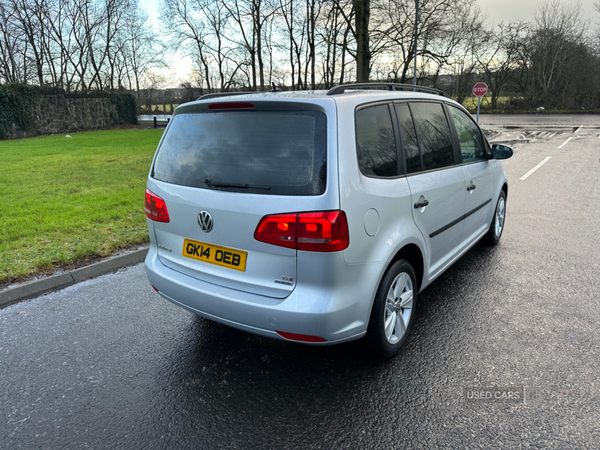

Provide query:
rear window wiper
left=204, top=179, right=271, bottom=190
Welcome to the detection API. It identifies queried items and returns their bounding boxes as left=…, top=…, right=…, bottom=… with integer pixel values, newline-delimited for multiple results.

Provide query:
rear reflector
left=276, top=331, right=327, bottom=343
left=151, top=285, right=159, bottom=292
left=254, top=211, right=349, bottom=252
left=145, top=189, right=170, bottom=223
left=208, top=102, right=255, bottom=110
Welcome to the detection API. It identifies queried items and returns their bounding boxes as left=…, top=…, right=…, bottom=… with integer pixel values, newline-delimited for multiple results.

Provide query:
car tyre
left=366, top=260, right=417, bottom=358
left=485, top=190, right=506, bottom=245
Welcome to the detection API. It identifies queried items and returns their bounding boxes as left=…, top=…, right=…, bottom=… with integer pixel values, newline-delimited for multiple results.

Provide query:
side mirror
left=491, top=144, right=513, bottom=160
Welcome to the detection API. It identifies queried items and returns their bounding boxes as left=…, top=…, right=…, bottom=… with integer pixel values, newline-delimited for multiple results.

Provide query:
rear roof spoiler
left=197, top=92, right=255, bottom=100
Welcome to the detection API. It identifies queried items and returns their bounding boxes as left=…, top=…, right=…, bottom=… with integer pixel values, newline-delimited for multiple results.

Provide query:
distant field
left=0, top=129, right=163, bottom=284
left=140, top=104, right=180, bottom=113
left=461, top=96, right=511, bottom=111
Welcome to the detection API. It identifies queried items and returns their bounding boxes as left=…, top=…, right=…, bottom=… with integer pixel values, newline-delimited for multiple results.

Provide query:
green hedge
left=0, top=85, right=138, bottom=139
left=110, top=91, right=138, bottom=124
left=0, top=84, right=37, bottom=139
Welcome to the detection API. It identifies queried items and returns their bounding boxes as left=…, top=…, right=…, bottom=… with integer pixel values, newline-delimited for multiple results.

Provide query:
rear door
left=147, top=99, right=336, bottom=298
left=341, top=101, right=415, bottom=265
left=395, top=102, right=466, bottom=280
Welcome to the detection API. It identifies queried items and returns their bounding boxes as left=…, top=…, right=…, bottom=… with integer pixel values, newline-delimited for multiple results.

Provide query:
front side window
left=152, top=110, right=327, bottom=196
left=355, top=104, right=399, bottom=177
left=448, top=105, right=485, bottom=163
left=409, top=102, right=455, bottom=171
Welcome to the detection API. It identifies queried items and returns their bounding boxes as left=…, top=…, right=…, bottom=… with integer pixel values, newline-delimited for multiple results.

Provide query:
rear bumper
left=145, top=247, right=385, bottom=344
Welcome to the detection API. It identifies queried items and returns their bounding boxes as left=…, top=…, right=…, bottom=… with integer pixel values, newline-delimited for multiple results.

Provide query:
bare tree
left=222, top=0, right=279, bottom=90
left=0, top=0, right=20, bottom=82
left=332, top=0, right=372, bottom=82
left=318, top=0, right=352, bottom=87
left=278, top=0, right=309, bottom=89
left=507, top=1, right=591, bottom=107
left=118, top=0, right=164, bottom=96
left=160, top=0, right=216, bottom=90
left=376, top=0, right=481, bottom=85
left=433, top=0, right=485, bottom=102
left=476, top=22, right=524, bottom=108
left=204, top=0, right=246, bottom=90
left=530, top=1, right=587, bottom=102
left=7, top=0, right=49, bottom=84
left=353, top=0, right=369, bottom=81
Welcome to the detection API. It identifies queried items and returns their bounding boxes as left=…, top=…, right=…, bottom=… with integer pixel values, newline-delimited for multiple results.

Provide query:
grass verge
left=0, top=128, right=163, bottom=285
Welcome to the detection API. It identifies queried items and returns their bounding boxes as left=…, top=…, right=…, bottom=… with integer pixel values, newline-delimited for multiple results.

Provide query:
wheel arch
left=386, top=243, right=425, bottom=293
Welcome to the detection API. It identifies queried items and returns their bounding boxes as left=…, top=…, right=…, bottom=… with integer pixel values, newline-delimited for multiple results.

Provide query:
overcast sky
left=478, top=0, right=596, bottom=23
left=140, top=0, right=598, bottom=27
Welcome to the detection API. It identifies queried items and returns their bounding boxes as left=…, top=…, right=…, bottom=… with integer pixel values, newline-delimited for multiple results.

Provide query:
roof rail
left=326, top=83, right=447, bottom=97
left=197, top=92, right=255, bottom=100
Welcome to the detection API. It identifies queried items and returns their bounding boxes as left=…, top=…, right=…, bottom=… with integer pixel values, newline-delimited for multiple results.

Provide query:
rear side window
left=395, top=103, right=421, bottom=174
left=409, top=103, right=455, bottom=171
left=355, top=104, right=399, bottom=177
left=152, top=110, right=327, bottom=196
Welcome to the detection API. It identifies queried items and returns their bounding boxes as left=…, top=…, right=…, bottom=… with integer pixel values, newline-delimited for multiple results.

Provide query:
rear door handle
left=414, top=199, right=429, bottom=208
left=467, top=183, right=476, bottom=191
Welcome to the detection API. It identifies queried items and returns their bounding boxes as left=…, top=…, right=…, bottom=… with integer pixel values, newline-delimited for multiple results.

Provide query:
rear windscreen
left=152, top=110, right=327, bottom=196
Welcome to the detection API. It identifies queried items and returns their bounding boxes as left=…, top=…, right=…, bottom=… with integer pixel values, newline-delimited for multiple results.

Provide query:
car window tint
left=395, top=103, right=421, bottom=173
left=355, top=104, right=399, bottom=177
left=410, top=102, right=455, bottom=171
left=152, top=111, right=327, bottom=196
left=448, top=105, right=485, bottom=163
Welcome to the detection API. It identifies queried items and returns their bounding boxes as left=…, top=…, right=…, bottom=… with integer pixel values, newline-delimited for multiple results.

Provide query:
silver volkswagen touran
left=144, top=83, right=512, bottom=357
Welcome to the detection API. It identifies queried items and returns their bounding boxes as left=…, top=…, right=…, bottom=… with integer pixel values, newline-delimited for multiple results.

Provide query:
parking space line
left=575, top=126, right=582, bottom=133
left=558, top=137, right=573, bottom=149
left=520, top=157, right=552, bottom=181
left=548, top=132, right=557, bottom=138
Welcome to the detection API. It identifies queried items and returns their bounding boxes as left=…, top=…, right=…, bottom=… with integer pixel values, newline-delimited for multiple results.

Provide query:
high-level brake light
left=208, top=102, right=255, bottom=110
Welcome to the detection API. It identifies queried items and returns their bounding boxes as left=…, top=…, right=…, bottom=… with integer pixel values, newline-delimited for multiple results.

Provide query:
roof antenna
left=271, top=82, right=278, bottom=92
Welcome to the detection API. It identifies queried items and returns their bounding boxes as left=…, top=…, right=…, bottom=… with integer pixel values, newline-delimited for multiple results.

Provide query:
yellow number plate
left=182, top=238, right=247, bottom=272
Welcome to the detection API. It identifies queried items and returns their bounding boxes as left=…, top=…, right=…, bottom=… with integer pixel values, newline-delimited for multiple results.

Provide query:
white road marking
left=520, top=157, right=552, bottom=181
left=548, top=132, right=556, bottom=138
left=558, top=137, right=573, bottom=149
left=575, top=126, right=582, bottom=133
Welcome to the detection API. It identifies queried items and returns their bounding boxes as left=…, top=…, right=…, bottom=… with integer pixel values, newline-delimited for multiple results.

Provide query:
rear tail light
left=145, top=189, right=170, bottom=223
left=254, top=211, right=349, bottom=252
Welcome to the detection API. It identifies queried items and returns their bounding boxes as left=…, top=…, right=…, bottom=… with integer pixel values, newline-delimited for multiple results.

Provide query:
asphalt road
left=480, top=113, right=600, bottom=129
left=2, top=115, right=600, bottom=449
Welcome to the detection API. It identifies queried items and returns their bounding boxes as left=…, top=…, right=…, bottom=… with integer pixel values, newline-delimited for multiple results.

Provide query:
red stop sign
left=473, top=82, right=488, bottom=97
